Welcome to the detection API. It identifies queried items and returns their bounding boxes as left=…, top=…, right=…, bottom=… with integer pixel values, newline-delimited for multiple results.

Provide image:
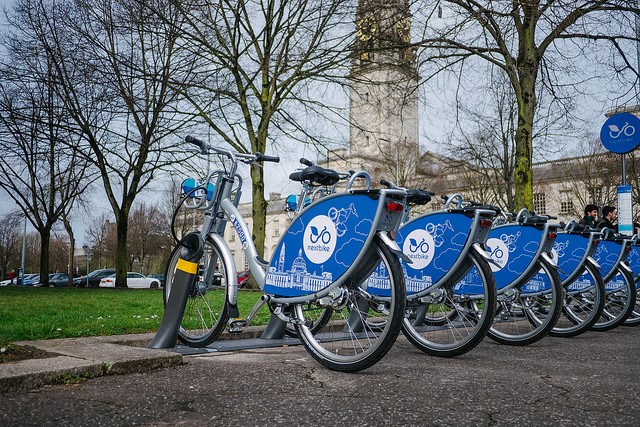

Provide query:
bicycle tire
left=592, top=267, right=636, bottom=331
left=401, top=248, right=496, bottom=357
left=294, top=235, right=406, bottom=372
left=624, top=278, right=640, bottom=326
left=488, top=257, right=562, bottom=346
left=550, top=261, right=604, bottom=338
left=163, top=236, right=230, bottom=347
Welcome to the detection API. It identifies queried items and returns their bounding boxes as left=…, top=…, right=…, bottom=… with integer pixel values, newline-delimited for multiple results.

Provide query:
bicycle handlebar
left=186, top=135, right=206, bottom=150
left=185, top=135, right=279, bottom=164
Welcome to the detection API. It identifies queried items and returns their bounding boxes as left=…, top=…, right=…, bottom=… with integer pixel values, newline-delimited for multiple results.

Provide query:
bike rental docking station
left=148, top=117, right=640, bottom=359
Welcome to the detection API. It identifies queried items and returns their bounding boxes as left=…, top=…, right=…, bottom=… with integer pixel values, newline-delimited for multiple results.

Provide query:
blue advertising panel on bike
left=566, top=269, right=597, bottom=293
left=396, top=212, right=472, bottom=295
left=552, top=233, right=590, bottom=282
left=456, top=224, right=543, bottom=294
left=264, top=193, right=379, bottom=297
left=593, top=239, right=624, bottom=279
left=626, top=244, right=640, bottom=276
left=605, top=273, right=628, bottom=292
left=484, top=224, right=542, bottom=290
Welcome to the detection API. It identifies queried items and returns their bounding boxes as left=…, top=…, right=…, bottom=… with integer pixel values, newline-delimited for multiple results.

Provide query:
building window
left=273, top=219, right=280, bottom=237
left=560, top=191, right=573, bottom=214
left=533, top=193, right=546, bottom=215
left=588, top=187, right=602, bottom=205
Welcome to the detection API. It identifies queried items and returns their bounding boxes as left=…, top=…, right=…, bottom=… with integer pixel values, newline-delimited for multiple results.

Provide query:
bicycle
left=548, top=221, right=606, bottom=337
left=163, top=136, right=408, bottom=372
left=623, top=240, right=640, bottom=326
left=388, top=190, right=499, bottom=357
left=590, top=228, right=637, bottom=331
left=472, top=209, right=564, bottom=346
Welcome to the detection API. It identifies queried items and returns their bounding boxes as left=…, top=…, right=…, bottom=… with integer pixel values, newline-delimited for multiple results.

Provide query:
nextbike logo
left=230, top=214, right=248, bottom=249
left=402, top=229, right=435, bottom=270
left=486, top=237, right=509, bottom=272
left=303, top=215, right=337, bottom=264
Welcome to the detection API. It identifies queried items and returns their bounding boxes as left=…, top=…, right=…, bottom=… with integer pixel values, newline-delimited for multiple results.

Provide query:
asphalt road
left=2, top=326, right=640, bottom=426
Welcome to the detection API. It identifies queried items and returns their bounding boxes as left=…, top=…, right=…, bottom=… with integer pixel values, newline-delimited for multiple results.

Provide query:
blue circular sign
left=600, top=112, right=640, bottom=154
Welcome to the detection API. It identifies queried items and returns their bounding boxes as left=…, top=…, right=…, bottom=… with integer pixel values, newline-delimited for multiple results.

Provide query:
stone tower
left=336, top=0, right=419, bottom=186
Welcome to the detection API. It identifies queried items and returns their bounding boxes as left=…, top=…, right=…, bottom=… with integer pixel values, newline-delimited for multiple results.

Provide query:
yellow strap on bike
left=176, top=258, right=198, bottom=275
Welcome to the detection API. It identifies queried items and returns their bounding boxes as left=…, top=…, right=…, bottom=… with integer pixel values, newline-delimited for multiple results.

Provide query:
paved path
left=2, top=326, right=640, bottom=426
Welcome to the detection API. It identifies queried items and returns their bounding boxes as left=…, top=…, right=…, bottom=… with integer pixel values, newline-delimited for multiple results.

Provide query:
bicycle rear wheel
left=294, top=235, right=405, bottom=372
left=592, top=267, right=636, bottom=331
left=550, top=261, right=604, bottom=337
left=164, top=236, right=230, bottom=347
left=488, top=257, right=562, bottom=346
left=401, top=249, right=496, bottom=357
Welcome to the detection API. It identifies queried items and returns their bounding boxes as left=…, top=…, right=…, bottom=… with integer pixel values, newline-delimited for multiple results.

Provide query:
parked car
left=48, top=273, right=77, bottom=288
left=21, top=274, right=41, bottom=286
left=99, top=272, right=162, bottom=289
left=147, top=274, right=165, bottom=287
left=73, top=268, right=116, bottom=287
left=237, top=270, right=250, bottom=288
left=32, top=273, right=57, bottom=287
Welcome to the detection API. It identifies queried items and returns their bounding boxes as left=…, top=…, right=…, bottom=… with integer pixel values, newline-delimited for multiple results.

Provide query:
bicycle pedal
left=227, top=318, right=248, bottom=333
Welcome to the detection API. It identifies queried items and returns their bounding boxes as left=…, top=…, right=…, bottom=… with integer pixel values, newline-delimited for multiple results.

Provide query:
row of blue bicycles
left=160, top=137, right=639, bottom=373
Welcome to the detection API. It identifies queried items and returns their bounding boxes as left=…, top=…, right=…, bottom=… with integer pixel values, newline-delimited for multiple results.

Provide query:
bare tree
left=414, top=1, right=640, bottom=210
left=0, top=212, right=22, bottom=280
left=149, top=0, right=356, bottom=258
left=0, top=5, right=92, bottom=285
left=127, top=202, right=172, bottom=274
left=18, top=0, right=194, bottom=287
left=85, top=212, right=116, bottom=272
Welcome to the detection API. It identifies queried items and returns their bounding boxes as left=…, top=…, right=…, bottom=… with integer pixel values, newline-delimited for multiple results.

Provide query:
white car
left=99, top=272, right=162, bottom=289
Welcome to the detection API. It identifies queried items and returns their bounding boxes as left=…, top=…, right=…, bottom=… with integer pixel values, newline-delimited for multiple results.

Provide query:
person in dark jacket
left=578, top=204, right=599, bottom=228
left=596, top=205, right=617, bottom=232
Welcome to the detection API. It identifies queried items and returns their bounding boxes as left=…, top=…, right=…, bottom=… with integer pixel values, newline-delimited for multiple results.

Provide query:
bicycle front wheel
left=624, top=278, right=640, bottom=326
left=592, top=267, right=636, bottom=331
left=550, top=261, right=604, bottom=337
left=401, top=249, right=496, bottom=357
left=294, top=236, right=405, bottom=372
left=164, top=237, right=230, bottom=347
left=488, top=257, right=563, bottom=346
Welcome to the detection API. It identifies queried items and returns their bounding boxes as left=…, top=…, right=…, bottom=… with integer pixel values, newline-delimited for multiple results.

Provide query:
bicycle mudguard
left=264, top=190, right=404, bottom=298
left=594, top=238, right=631, bottom=283
left=552, top=231, right=599, bottom=285
left=397, top=211, right=474, bottom=296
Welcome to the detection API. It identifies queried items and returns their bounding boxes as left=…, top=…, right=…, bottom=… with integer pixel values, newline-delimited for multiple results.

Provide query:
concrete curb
left=0, top=327, right=266, bottom=393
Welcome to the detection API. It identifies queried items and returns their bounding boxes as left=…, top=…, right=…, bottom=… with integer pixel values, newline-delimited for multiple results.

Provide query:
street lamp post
left=82, top=244, right=90, bottom=287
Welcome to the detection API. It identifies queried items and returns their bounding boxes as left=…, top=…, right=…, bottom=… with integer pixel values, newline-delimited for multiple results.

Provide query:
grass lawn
left=0, top=286, right=266, bottom=346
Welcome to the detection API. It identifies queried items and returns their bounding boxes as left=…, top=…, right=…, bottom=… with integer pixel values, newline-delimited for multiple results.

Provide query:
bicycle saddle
left=406, top=189, right=433, bottom=206
left=291, top=165, right=341, bottom=186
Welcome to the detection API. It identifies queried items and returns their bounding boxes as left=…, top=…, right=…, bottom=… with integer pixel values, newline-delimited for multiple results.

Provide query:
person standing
left=596, top=205, right=618, bottom=232
left=578, top=204, right=599, bottom=228
left=8, top=269, right=15, bottom=285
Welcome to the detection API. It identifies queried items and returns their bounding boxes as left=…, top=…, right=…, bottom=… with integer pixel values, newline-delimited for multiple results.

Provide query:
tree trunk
left=513, top=39, right=538, bottom=211
left=251, top=163, right=267, bottom=259
left=63, top=217, right=75, bottom=287
left=115, top=213, right=129, bottom=288
left=39, top=228, right=51, bottom=286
